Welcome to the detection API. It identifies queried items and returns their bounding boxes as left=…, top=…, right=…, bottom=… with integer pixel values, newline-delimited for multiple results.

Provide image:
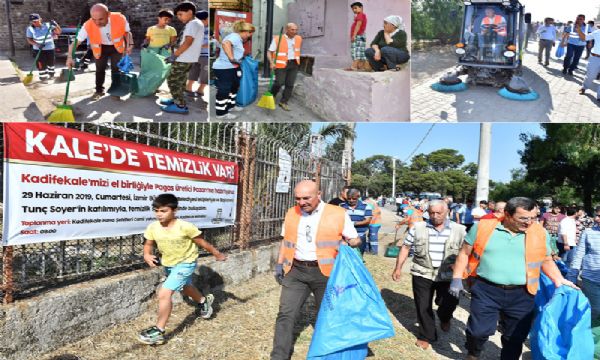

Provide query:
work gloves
left=162, top=44, right=172, bottom=50
left=141, top=39, right=149, bottom=49
left=274, top=263, right=284, bottom=285
left=50, top=20, right=59, bottom=28
left=165, top=54, right=178, bottom=64
left=449, top=278, right=464, bottom=298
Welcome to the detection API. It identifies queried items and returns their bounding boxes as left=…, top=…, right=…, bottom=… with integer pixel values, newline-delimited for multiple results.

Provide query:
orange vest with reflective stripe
left=84, top=12, right=127, bottom=59
left=273, top=35, right=302, bottom=68
left=482, top=15, right=507, bottom=37
left=407, top=207, right=423, bottom=229
left=282, top=204, right=345, bottom=276
left=463, top=218, right=547, bottom=295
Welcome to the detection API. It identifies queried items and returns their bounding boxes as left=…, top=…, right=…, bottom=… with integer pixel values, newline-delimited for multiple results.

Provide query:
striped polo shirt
left=404, top=220, right=452, bottom=268
left=340, top=200, right=372, bottom=237
left=570, top=226, right=600, bottom=283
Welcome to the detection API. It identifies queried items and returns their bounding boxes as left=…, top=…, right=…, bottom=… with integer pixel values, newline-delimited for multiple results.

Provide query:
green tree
left=520, top=124, right=600, bottom=212
left=412, top=0, right=464, bottom=43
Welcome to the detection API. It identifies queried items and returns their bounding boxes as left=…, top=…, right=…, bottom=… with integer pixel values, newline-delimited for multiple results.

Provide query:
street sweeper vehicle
left=431, top=0, right=539, bottom=101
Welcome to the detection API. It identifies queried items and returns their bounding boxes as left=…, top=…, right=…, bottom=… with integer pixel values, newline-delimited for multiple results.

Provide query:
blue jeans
left=563, top=43, right=586, bottom=71
left=358, top=233, right=368, bottom=254
left=368, top=225, right=381, bottom=254
left=583, top=277, right=600, bottom=320
left=562, top=246, right=576, bottom=267
left=163, top=262, right=196, bottom=291
left=465, top=278, right=535, bottom=359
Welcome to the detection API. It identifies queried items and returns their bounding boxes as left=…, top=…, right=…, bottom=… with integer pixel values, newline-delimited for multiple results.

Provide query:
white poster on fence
left=2, top=123, right=239, bottom=246
left=276, top=147, right=292, bottom=193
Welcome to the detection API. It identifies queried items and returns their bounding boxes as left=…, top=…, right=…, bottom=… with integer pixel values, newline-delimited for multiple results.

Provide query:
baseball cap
left=29, top=13, right=41, bottom=21
left=196, top=10, right=208, bottom=20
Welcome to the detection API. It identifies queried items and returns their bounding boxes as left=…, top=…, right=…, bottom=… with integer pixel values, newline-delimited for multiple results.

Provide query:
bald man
left=392, top=200, right=466, bottom=350
left=66, top=3, right=133, bottom=100
left=267, top=23, right=303, bottom=112
left=271, top=180, right=360, bottom=360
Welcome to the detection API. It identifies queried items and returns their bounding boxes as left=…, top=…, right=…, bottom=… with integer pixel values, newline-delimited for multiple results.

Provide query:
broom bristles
left=47, top=105, right=75, bottom=122
left=257, top=93, right=276, bottom=110
left=23, top=74, right=33, bottom=85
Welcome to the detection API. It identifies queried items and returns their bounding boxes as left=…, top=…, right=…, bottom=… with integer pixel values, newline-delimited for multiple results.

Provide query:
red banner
left=3, top=123, right=239, bottom=184
left=214, top=10, right=253, bottom=55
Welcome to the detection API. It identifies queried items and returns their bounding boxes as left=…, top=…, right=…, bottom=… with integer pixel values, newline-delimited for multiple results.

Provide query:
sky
left=522, top=0, right=599, bottom=23
left=312, top=123, right=546, bottom=183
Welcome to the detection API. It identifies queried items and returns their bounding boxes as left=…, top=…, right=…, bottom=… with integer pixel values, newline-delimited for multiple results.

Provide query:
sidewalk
left=8, top=50, right=208, bottom=122
left=411, top=41, right=600, bottom=122
left=0, top=57, right=44, bottom=121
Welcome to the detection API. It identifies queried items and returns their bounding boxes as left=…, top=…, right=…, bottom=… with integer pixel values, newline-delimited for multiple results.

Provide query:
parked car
left=53, top=25, right=88, bottom=58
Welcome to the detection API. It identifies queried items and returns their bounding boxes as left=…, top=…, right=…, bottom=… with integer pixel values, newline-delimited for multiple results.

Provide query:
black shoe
left=579, top=88, right=586, bottom=95
left=568, top=69, right=574, bottom=76
left=562, top=68, right=567, bottom=74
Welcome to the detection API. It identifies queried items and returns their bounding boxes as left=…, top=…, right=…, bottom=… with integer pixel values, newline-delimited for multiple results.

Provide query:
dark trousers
left=412, top=276, right=459, bottom=342
left=271, top=263, right=328, bottom=360
left=95, top=45, right=122, bottom=93
left=365, top=47, right=410, bottom=71
left=271, top=60, right=299, bottom=104
left=538, top=39, right=553, bottom=64
left=563, top=43, right=586, bottom=71
left=465, top=278, right=535, bottom=359
left=35, top=49, right=55, bottom=78
left=213, top=68, right=240, bottom=116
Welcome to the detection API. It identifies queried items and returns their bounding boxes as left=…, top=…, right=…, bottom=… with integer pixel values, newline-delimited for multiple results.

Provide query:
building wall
left=0, top=0, right=208, bottom=51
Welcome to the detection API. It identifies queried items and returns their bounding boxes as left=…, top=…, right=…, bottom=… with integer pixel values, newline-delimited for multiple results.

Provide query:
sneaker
left=161, top=103, right=189, bottom=114
left=562, top=68, right=567, bottom=75
left=184, top=90, right=201, bottom=98
left=278, top=102, right=291, bottom=111
left=579, top=88, right=586, bottom=95
left=230, top=106, right=244, bottom=112
left=215, top=113, right=237, bottom=120
left=568, top=69, right=574, bottom=76
left=91, top=92, right=105, bottom=100
left=159, top=98, right=174, bottom=105
left=197, top=293, right=214, bottom=319
left=138, top=326, right=165, bottom=345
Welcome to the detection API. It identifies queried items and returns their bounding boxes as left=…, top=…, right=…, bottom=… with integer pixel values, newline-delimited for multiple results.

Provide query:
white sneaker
left=215, top=113, right=237, bottom=120
left=230, top=106, right=244, bottom=112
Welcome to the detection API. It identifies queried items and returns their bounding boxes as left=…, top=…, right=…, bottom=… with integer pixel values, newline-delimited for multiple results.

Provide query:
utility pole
left=392, top=157, right=396, bottom=199
left=342, top=123, right=356, bottom=185
left=476, top=123, right=492, bottom=203
left=262, top=0, right=274, bottom=78
left=5, top=0, right=16, bottom=58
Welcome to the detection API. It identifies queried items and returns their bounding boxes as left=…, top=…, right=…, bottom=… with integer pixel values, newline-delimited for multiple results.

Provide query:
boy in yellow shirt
left=144, top=9, right=178, bottom=51
left=139, top=193, right=227, bottom=345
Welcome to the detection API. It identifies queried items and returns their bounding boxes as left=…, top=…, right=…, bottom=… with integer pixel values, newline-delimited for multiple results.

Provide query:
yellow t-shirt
left=144, top=219, right=201, bottom=267
left=146, top=25, right=177, bottom=48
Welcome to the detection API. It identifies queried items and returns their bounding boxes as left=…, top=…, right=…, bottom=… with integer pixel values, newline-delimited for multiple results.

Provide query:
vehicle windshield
left=460, top=4, right=518, bottom=65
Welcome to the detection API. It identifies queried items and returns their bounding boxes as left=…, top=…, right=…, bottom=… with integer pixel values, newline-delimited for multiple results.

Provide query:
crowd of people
left=26, top=2, right=208, bottom=114
left=529, top=14, right=600, bottom=102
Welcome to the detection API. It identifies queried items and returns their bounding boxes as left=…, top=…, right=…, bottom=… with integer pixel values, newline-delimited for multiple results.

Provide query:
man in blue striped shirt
left=341, top=189, right=372, bottom=256
left=568, top=207, right=600, bottom=319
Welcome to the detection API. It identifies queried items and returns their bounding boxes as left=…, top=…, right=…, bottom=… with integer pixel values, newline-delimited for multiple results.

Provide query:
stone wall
left=0, top=242, right=279, bottom=360
left=0, top=0, right=209, bottom=51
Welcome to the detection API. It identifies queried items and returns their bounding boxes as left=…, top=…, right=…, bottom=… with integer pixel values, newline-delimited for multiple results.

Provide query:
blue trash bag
left=555, top=45, right=565, bottom=58
left=237, top=56, right=259, bottom=107
left=555, top=259, right=569, bottom=276
left=117, top=55, right=134, bottom=74
left=530, top=272, right=594, bottom=360
left=307, top=245, right=395, bottom=359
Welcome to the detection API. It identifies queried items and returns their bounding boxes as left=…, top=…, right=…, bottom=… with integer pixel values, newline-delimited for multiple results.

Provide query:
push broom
left=257, top=26, right=284, bottom=110
left=23, top=24, right=53, bottom=85
left=48, top=24, right=81, bottom=122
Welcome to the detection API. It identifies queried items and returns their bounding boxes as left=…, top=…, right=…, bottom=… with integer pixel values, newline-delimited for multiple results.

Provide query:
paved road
left=411, top=42, right=600, bottom=122
left=8, top=50, right=207, bottom=122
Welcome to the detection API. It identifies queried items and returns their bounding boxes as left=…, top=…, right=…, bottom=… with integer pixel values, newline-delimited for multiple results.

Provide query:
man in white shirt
left=558, top=207, right=578, bottom=266
left=579, top=24, right=600, bottom=102
left=271, top=180, right=360, bottom=360
left=267, top=23, right=302, bottom=111
left=66, top=3, right=133, bottom=100
left=470, top=200, right=488, bottom=222
left=537, top=17, right=557, bottom=66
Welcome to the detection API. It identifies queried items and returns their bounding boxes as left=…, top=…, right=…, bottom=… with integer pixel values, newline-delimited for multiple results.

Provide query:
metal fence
left=0, top=123, right=345, bottom=302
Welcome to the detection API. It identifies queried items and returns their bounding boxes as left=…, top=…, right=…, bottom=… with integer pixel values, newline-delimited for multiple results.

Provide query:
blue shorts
left=163, top=262, right=196, bottom=291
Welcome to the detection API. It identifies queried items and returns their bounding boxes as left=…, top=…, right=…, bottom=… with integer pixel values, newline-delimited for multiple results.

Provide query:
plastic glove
left=162, top=44, right=172, bottom=50
left=165, top=54, right=178, bottom=64
left=274, top=263, right=284, bottom=285
left=448, top=278, right=464, bottom=298
left=141, top=39, right=149, bottom=49
left=50, top=20, right=59, bottom=28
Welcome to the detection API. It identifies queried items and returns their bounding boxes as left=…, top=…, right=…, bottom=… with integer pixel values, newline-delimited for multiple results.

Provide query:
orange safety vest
left=463, top=218, right=547, bottom=295
left=84, top=12, right=127, bottom=59
left=407, top=207, right=423, bottom=229
left=273, top=35, right=302, bottom=69
left=365, top=199, right=381, bottom=225
left=482, top=15, right=507, bottom=37
left=281, top=204, right=345, bottom=276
